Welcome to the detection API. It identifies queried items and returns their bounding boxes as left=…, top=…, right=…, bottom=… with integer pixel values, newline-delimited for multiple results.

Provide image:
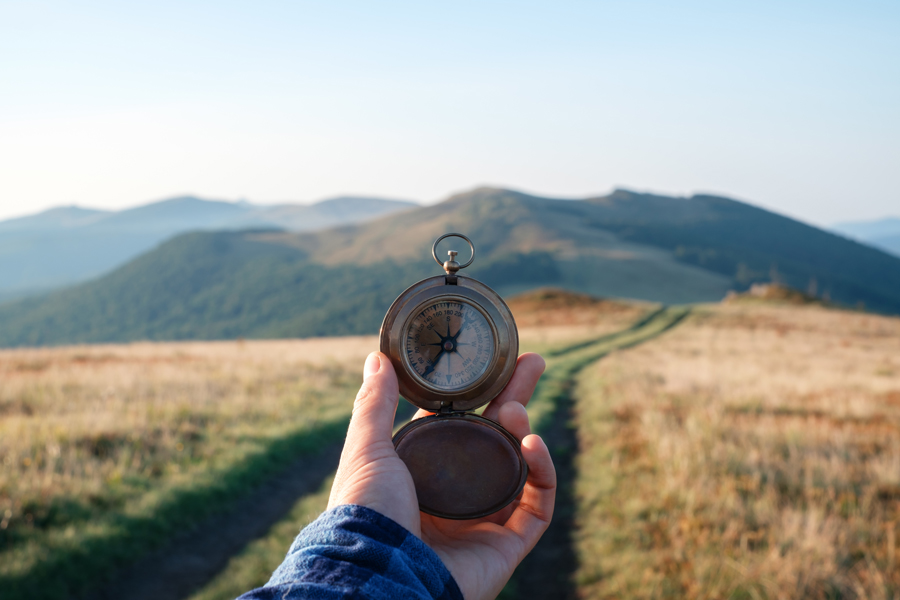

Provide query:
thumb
left=346, top=352, right=399, bottom=448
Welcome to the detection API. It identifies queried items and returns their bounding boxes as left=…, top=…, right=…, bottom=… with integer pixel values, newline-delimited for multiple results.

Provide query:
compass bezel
left=400, top=296, right=498, bottom=394
left=380, top=275, right=518, bottom=412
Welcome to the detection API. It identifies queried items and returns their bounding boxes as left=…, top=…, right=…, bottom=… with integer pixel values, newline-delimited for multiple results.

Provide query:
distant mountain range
left=0, top=195, right=417, bottom=301
left=832, top=217, right=900, bottom=258
left=1, top=187, right=898, bottom=348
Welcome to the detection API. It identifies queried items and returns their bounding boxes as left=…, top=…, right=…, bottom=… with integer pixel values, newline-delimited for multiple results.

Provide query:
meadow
left=3, top=290, right=898, bottom=599
left=573, top=302, right=900, bottom=599
left=0, top=337, right=372, bottom=598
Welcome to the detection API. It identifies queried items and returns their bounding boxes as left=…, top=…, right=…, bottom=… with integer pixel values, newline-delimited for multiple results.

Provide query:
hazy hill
left=1, top=187, right=898, bottom=347
left=833, top=216, right=900, bottom=240
left=868, top=235, right=900, bottom=257
left=0, top=195, right=416, bottom=299
left=0, top=206, right=112, bottom=230
left=232, top=197, right=421, bottom=231
left=832, top=217, right=900, bottom=258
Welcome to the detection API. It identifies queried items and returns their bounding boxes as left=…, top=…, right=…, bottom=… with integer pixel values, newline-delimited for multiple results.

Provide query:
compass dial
left=405, top=299, right=495, bottom=391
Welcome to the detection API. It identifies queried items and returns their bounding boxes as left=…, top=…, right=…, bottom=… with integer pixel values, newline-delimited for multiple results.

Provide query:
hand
left=328, top=351, right=555, bottom=600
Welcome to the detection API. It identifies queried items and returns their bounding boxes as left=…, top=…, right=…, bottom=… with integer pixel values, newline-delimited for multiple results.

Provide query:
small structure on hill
left=725, top=283, right=822, bottom=306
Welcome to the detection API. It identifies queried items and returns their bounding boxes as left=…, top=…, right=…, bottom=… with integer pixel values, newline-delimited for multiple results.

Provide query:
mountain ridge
left=256, top=187, right=900, bottom=312
left=1, top=186, right=898, bottom=348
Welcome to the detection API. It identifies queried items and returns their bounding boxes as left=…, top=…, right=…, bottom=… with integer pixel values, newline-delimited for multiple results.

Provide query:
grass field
left=0, top=290, right=643, bottom=599
left=185, top=302, right=684, bottom=600
left=572, top=303, right=900, bottom=599
left=4, top=293, right=898, bottom=600
left=0, top=337, right=373, bottom=599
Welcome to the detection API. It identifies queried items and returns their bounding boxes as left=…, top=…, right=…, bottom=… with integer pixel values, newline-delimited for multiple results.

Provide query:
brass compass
left=381, top=233, right=526, bottom=519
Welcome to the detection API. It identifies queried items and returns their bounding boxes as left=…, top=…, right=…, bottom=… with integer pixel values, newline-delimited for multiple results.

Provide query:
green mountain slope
left=580, top=190, right=900, bottom=312
left=0, top=187, right=898, bottom=347
left=0, top=232, right=426, bottom=346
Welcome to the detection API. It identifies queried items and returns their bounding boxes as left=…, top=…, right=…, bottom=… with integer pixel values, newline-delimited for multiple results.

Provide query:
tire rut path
left=509, top=307, right=690, bottom=599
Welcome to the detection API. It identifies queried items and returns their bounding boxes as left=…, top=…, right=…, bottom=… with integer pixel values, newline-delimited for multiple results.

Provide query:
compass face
left=404, top=299, right=496, bottom=391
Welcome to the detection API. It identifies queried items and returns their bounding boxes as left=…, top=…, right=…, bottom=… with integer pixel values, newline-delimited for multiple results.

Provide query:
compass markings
left=404, top=300, right=494, bottom=391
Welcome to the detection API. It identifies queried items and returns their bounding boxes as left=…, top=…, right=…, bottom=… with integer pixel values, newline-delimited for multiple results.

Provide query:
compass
left=380, top=233, right=526, bottom=519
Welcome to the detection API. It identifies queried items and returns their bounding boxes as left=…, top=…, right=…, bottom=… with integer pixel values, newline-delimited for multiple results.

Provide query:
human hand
left=328, top=351, right=555, bottom=600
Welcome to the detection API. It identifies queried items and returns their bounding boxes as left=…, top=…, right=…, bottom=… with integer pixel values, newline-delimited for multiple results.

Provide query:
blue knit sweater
left=237, top=505, right=464, bottom=600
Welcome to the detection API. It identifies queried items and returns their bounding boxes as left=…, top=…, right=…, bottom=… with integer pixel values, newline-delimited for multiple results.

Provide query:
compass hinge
left=439, top=401, right=453, bottom=414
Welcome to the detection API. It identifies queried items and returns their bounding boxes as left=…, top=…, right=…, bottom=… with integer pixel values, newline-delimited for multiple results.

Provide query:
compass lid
left=393, top=413, right=528, bottom=519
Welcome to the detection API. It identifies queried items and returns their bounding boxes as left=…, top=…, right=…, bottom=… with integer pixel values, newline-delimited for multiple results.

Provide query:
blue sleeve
left=236, top=505, right=464, bottom=600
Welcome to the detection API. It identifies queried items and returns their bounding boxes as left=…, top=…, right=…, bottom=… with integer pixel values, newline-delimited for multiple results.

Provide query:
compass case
left=379, top=275, right=518, bottom=413
left=393, top=413, right=528, bottom=519
left=381, top=235, right=527, bottom=520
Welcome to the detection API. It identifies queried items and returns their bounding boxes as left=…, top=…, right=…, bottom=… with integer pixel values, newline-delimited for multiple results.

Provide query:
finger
left=482, top=353, right=545, bottom=421
left=498, top=402, right=531, bottom=441
left=346, top=352, right=400, bottom=448
left=503, top=434, right=556, bottom=556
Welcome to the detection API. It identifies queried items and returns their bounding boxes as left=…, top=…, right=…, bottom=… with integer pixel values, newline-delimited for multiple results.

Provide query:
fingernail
left=364, top=352, right=381, bottom=379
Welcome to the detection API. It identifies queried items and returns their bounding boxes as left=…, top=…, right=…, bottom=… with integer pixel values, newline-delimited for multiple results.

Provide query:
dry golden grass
left=0, top=292, right=619, bottom=595
left=180, top=301, right=668, bottom=600
left=0, top=337, right=375, bottom=588
left=573, top=303, right=900, bottom=599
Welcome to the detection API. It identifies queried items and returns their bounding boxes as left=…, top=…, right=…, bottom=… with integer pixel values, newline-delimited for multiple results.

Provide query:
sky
left=1, top=0, right=898, bottom=226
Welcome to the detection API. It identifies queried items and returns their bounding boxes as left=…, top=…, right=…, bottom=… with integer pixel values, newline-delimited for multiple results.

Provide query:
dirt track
left=84, top=402, right=418, bottom=600
left=84, top=441, right=344, bottom=600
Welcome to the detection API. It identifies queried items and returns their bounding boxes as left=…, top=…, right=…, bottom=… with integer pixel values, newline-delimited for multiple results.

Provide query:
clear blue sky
left=1, top=0, right=897, bottom=225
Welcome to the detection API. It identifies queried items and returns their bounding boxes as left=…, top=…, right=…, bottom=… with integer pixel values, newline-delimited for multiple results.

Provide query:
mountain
left=867, top=235, right=900, bottom=257
left=0, top=206, right=112, bottom=231
left=1, top=187, right=898, bottom=347
left=236, top=197, right=422, bottom=231
left=832, top=216, right=900, bottom=240
left=0, top=195, right=417, bottom=300
left=832, top=217, right=900, bottom=257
